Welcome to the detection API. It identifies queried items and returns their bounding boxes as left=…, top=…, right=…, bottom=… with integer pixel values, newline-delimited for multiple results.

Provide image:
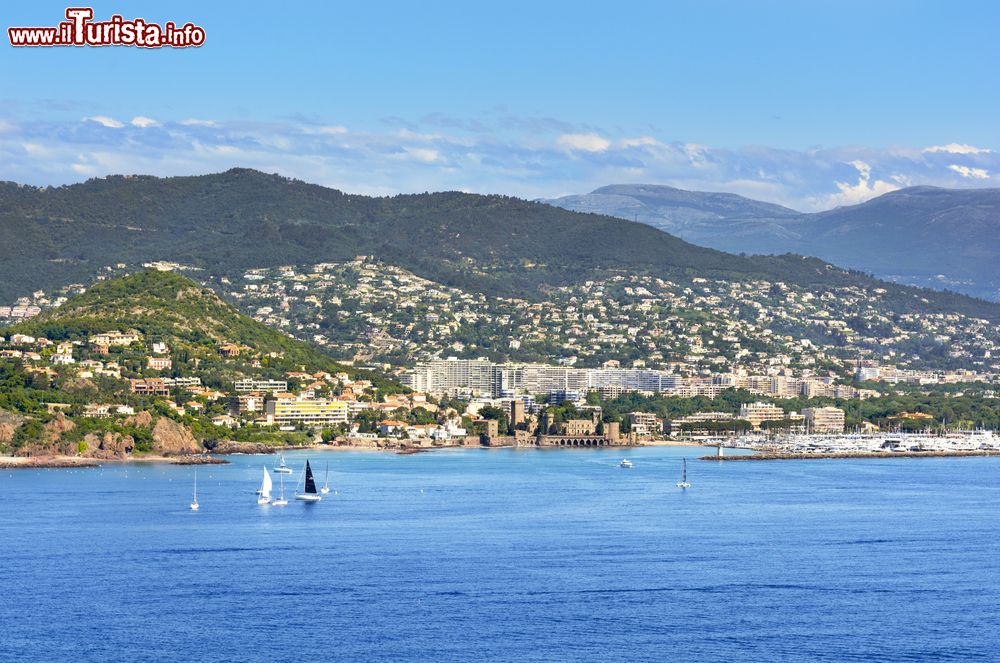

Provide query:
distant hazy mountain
left=551, top=184, right=802, bottom=236
left=545, top=184, right=1000, bottom=301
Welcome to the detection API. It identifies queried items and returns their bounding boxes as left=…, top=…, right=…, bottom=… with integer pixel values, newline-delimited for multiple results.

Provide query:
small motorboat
left=619, top=459, right=633, bottom=468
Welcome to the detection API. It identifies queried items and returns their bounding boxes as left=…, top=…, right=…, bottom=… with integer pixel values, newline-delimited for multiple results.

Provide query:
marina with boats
left=707, top=429, right=1000, bottom=460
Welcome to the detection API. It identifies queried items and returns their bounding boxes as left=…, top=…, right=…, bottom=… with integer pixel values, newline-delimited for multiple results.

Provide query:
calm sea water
left=1, top=447, right=999, bottom=662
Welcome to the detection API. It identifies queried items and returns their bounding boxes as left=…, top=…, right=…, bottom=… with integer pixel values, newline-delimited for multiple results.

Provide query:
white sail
left=321, top=461, right=331, bottom=494
left=260, top=467, right=273, bottom=498
left=190, top=470, right=200, bottom=510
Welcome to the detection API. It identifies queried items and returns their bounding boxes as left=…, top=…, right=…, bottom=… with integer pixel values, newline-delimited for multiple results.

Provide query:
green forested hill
left=5, top=270, right=357, bottom=380
left=2, top=168, right=998, bottom=320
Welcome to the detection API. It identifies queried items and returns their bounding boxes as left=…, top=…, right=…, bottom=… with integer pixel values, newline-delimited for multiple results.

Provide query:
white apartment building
left=234, top=379, right=289, bottom=393
left=740, top=402, right=786, bottom=428
left=802, top=406, right=846, bottom=433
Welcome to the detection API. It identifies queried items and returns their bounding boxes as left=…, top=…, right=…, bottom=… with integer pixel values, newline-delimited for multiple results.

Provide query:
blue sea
left=1, top=447, right=999, bottom=662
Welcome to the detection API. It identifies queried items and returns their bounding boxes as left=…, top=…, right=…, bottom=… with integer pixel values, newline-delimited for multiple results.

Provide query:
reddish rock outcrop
left=204, top=440, right=275, bottom=455
left=151, top=417, right=202, bottom=455
left=31, top=413, right=77, bottom=453
left=45, top=413, right=76, bottom=436
left=124, top=411, right=154, bottom=429
left=83, top=432, right=135, bottom=459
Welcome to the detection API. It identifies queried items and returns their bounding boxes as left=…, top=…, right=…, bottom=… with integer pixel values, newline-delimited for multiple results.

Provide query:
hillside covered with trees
left=2, top=169, right=998, bottom=322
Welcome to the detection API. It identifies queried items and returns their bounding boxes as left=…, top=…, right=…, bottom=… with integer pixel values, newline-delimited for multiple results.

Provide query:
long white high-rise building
left=403, top=358, right=683, bottom=398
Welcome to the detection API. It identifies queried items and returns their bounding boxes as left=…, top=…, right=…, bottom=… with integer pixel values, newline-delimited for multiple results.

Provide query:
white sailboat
left=295, top=460, right=322, bottom=502
left=677, top=459, right=691, bottom=489
left=257, top=466, right=273, bottom=504
left=190, top=470, right=200, bottom=510
left=320, top=461, right=331, bottom=494
left=272, top=471, right=288, bottom=506
left=273, top=453, right=293, bottom=474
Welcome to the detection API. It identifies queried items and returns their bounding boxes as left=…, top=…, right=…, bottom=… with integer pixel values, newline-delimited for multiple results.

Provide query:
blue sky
left=1, top=0, right=998, bottom=209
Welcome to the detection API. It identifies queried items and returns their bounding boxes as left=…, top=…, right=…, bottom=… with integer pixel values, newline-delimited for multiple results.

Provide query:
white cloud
left=300, top=124, right=349, bottom=137
left=556, top=133, right=611, bottom=153
left=923, top=143, right=992, bottom=155
left=314, top=125, right=347, bottom=135
left=3, top=113, right=1000, bottom=212
left=682, top=143, right=711, bottom=167
left=84, top=115, right=124, bottom=129
left=179, top=118, right=218, bottom=127
left=402, top=147, right=441, bottom=163
left=948, top=164, right=989, bottom=179
left=131, top=116, right=159, bottom=128
left=618, top=136, right=661, bottom=148
left=21, top=142, right=49, bottom=156
left=397, top=128, right=442, bottom=142
left=814, top=160, right=900, bottom=208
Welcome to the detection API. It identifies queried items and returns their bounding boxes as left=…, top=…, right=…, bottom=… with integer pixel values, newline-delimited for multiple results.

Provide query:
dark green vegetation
left=549, top=184, right=1000, bottom=301
left=0, top=271, right=404, bottom=455
left=3, top=169, right=998, bottom=320
left=0, top=358, right=149, bottom=454
left=7, top=270, right=354, bottom=381
left=6, top=270, right=401, bottom=391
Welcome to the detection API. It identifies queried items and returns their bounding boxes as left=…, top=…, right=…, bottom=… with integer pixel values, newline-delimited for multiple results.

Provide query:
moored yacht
left=273, top=453, right=293, bottom=474
left=272, top=471, right=288, bottom=506
left=320, top=461, right=331, bottom=495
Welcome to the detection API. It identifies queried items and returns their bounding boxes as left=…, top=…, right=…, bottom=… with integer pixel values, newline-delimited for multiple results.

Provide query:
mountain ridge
left=1, top=169, right=998, bottom=323
left=545, top=183, right=1000, bottom=300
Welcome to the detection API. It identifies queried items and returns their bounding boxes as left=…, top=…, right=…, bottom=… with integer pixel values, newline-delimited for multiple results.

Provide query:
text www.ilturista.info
left=8, top=7, right=205, bottom=48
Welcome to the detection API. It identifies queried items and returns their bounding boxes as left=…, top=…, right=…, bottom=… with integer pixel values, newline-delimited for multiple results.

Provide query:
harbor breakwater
left=701, top=450, right=1000, bottom=461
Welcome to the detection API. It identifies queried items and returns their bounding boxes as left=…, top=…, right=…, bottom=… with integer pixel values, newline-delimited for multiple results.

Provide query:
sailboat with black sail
left=295, top=459, right=322, bottom=502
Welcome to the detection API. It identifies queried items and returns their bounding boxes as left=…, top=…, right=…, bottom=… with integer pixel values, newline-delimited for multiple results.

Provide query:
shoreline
left=702, top=450, right=1000, bottom=461
left=0, top=454, right=228, bottom=469
left=2, top=440, right=714, bottom=467
left=640, top=440, right=708, bottom=448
